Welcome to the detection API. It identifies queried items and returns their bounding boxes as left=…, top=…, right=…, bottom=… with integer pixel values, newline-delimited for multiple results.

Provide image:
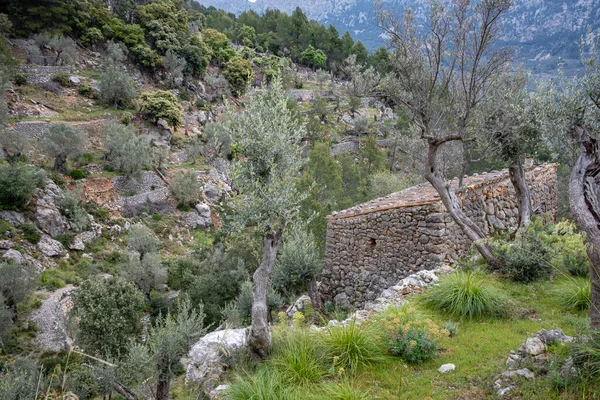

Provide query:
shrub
left=71, top=278, right=145, bottom=358
left=170, top=169, right=201, bottom=206
left=69, top=169, right=85, bottom=180
left=22, top=223, right=41, bottom=244
left=81, top=27, right=104, bottom=46
left=271, top=330, right=327, bottom=385
left=139, top=90, right=182, bottom=127
left=442, top=321, right=460, bottom=337
left=40, top=266, right=80, bottom=289
left=13, top=74, right=27, bottom=86
left=552, top=278, right=591, bottom=311
left=387, top=323, right=439, bottom=364
left=98, top=66, right=138, bottom=108
left=322, top=321, right=382, bottom=371
left=370, top=171, right=418, bottom=199
left=54, top=233, right=75, bottom=247
left=56, top=187, right=90, bottom=231
left=0, top=262, right=38, bottom=307
left=423, top=271, right=509, bottom=319
left=498, top=233, right=552, bottom=282
left=0, top=357, right=39, bottom=399
left=77, top=84, right=93, bottom=97
left=52, top=72, right=71, bottom=87
left=223, top=57, right=254, bottom=97
left=0, top=164, right=41, bottom=210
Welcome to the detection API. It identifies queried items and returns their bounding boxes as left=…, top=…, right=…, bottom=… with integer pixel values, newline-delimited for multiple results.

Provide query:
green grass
left=223, top=278, right=593, bottom=400
left=422, top=271, right=509, bottom=320
left=322, top=321, right=384, bottom=371
left=271, top=330, right=328, bottom=386
left=552, top=277, right=591, bottom=311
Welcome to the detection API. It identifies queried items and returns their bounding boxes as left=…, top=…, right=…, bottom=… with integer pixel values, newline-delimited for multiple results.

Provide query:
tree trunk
left=306, top=277, right=323, bottom=323
left=508, top=159, right=533, bottom=235
left=247, top=230, right=282, bottom=360
left=424, top=140, right=500, bottom=267
left=568, top=126, right=600, bottom=330
left=54, top=154, right=68, bottom=174
left=156, top=377, right=170, bottom=400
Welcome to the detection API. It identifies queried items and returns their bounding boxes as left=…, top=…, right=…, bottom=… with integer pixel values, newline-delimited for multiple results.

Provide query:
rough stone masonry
left=321, top=163, right=558, bottom=308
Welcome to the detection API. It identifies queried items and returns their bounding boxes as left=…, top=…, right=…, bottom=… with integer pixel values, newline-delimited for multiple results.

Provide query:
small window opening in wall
left=369, top=238, right=376, bottom=249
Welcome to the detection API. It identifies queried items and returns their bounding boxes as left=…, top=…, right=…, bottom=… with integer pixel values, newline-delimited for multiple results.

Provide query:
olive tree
left=536, top=36, right=600, bottom=330
left=99, top=66, right=139, bottom=108
left=122, top=252, right=167, bottom=299
left=103, top=120, right=150, bottom=180
left=223, top=80, right=307, bottom=359
left=163, top=49, right=187, bottom=88
left=170, top=169, right=201, bottom=207
left=40, top=123, right=87, bottom=173
left=126, top=223, right=159, bottom=259
left=0, top=129, right=29, bottom=162
left=378, top=0, right=513, bottom=266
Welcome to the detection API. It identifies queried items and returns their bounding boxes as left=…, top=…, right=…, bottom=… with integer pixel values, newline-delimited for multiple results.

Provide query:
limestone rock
left=3, top=249, right=26, bottom=264
left=69, top=231, right=98, bottom=251
left=438, top=363, right=455, bottom=374
left=333, top=292, right=352, bottom=310
left=183, top=203, right=212, bottom=229
left=0, top=211, right=25, bottom=227
left=501, top=368, right=535, bottom=380
left=286, top=295, right=312, bottom=317
left=535, top=328, right=573, bottom=345
left=68, top=75, right=81, bottom=85
left=519, top=337, right=546, bottom=356
left=29, top=285, right=74, bottom=351
left=208, top=384, right=229, bottom=400
left=0, top=240, right=14, bottom=249
left=35, top=206, right=68, bottom=237
left=186, top=328, right=247, bottom=391
left=38, top=234, right=65, bottom=257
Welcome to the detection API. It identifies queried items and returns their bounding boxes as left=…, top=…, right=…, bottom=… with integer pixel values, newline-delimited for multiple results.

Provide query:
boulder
left=535, top=329, right=573, bottom=345
left=35, top=206, right=68, bottom=237
left=183, top=203, right=212, bottom=229
left=69, top=231, right=98, bottom=251
left=186, top=328, right=247, bottom=391
left=438, top=363, right=456, bottom=374
left=2, top=249, right=26, bottom=264
left=333, top=292, right=352, bottom=310
left=68, top=76, right=81, bottom=86
left=38, top=234, right=65, bottom=257
left=0, top=240, right=14, bottom=249
left=0, top=211, right=25, bottom=227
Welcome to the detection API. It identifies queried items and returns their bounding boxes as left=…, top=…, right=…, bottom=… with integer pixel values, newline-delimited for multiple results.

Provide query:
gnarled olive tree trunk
left=508, top=160, right=533, bottom=234
left=247, top=230, right=282, bottom=360
left=424, top=138, right=500, bottom=268
left=568, top=126, right=600, bottom=330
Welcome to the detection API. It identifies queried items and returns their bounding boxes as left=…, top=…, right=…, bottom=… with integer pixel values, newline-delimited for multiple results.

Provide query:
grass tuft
left=319, top=380, right=371, bottom=400
left=271, top=330, right=328, bottom=386
left=226, top=369, right=301, bottom=400
left=322, top=321, right=383, bottom=371
left=423, top=271, right=508, bottom=319
left=552, top=277, right=591, bottom=311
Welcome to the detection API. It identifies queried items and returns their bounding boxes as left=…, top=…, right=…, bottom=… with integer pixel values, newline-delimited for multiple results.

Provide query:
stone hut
left=321, top=163, right=558, bottom=307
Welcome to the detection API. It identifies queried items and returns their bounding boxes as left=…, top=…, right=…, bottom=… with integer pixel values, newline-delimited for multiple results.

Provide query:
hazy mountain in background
left=198, top=0, right=600, bottom=77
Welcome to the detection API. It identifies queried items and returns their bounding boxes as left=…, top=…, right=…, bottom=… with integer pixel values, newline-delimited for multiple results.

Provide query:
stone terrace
left=321, top=164, right=558, bottom=308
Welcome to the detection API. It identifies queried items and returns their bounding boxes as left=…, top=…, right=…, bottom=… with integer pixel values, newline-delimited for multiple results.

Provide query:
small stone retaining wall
left=321, top=164, right=558, bottom=307
left=17, top=66, right=72, bottom=84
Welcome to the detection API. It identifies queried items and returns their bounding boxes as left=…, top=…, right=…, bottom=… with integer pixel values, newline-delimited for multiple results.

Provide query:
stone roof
left=326, top=163, right=557, bottom=220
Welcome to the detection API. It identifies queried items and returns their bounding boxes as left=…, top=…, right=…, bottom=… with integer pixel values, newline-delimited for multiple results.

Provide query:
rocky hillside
left=198, top=0, right=600, bottom=77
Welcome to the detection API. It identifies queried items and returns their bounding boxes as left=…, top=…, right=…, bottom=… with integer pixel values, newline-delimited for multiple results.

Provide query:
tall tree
left=223, top=80, right=307, bottom=359
left=378, top=0, right=513, bottom=266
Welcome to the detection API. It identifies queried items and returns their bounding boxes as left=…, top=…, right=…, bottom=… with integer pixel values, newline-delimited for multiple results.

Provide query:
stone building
left=321, top=163, right=558, bottom=307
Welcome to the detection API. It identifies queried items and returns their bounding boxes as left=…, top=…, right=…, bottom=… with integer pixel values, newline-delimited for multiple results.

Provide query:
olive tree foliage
left=0, top=357, right=39, bottom=400
left=273, top=222, right=324, bottom=316
left=126, top=223, right=159, bottom=259
left=342, top=54, right=382, bottom=97
left=0, top=129, right=29, bottom=162
left=222, top=80, right=307, bottom=359
left=0, top=293, right=13, bottom=341
left=56, top=186, right=90, bottom=231
left=170, top=169, right=201, bottom=206
left=40, top=123, right=87, bottom=173
left=163, top=49, right=187, bottom=88
left=534, top=35, right=600, bottom=330
left=99, top=66, right=139, bottom=108
left=0, top=65, right=11, bottom=125
left=71, top=278, right=145, bottom=358
left=122, top=251, right=167, bottom=298
left=106, top=40, right=129, bottom=66
left=103, top=120, right=150, bottom=180
left=31, top=33, right=77, bottom=65
left=0, top=261, right=38, bottom=310
left=378, top=0, right=513, bottom=267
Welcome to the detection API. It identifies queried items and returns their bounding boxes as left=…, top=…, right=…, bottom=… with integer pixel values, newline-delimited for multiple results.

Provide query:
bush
left=22, top=223, right=41, bottom=244
left=322, top=321, right=382, bottom=371
left=0, top=164, right=42, bottom=210
left=71, top=278, right=145, bottom=358
left=0, top=262, right=38, bottom=307
left=139, top=90, right=182, bottom=127
left=223, top=57, right=254, bottom=97
left=370, top=171, right=418, bottom=199
left=69, top=169, right=85, bottom=180
left=0, top=293, right=14, bottom=340
left=222, top=280, right=283, bottom=327
left=40, top=266, right=80, bottom=289
left=552, top=278, right=591, bottom=311
left=498, top=233, right=552, bottom=283
left=54, top=233, right=75, bottom=247
left=56, top=187, right=90, bottom=231
left=271, top=330, right=327, bottom=385
left=77, top=84, right=93, bottom=97
left=13, top=74, right=27, bottom=86
left=52, top=72, right=71, bottom=87
left=423, top=271, right=509, bottom=319
left=387, top=323, right=439, bottom=364
left=170, top=169, right=201, bottom=206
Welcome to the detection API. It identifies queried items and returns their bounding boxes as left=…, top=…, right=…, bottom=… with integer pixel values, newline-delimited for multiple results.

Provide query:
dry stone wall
left=321, top=164, right=558, bottom=308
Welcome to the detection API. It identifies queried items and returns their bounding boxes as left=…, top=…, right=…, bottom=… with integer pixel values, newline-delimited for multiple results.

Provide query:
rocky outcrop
left=186, top=328, right=247, bottom=392
left=35, top=182, right=68, bottom=237
left=29, top=285, right=74, bottom=352
left=0, top=211, right=25, bottom=227
left=37, top=234, right=65, bottom=257
left=183, top=203, right=212, bottom=229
